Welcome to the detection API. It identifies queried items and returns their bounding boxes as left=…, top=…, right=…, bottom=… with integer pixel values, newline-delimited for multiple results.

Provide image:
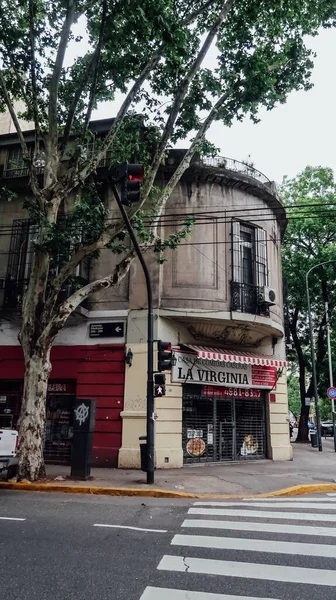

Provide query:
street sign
left=305, top=397, right=311, bottom=406
left=89, top=322, right=125, bottom=338
left=154, top=384, right=165, bottom=397
left=327, top=387, right=336, bottom=400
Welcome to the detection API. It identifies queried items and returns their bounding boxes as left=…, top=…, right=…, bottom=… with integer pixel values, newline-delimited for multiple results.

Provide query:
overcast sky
left=91, top=27, right=335, bottom=185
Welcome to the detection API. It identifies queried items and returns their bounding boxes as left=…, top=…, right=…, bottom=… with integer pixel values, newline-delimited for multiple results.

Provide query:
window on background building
left=231, top=220, right=268, bottom=315
left=3, top=219, right=90, bottom=309
left=231, top=221, right=267, bottom=288
left=4, top=146, right=46, bottom=178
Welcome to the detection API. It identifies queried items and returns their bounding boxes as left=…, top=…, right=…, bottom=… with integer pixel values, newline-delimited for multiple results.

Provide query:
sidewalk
left=36, top=438, right=336, bottom=496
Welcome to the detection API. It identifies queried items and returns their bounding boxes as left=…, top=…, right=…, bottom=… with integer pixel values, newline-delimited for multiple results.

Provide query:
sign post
left=328, top=388, right=336, bottom=454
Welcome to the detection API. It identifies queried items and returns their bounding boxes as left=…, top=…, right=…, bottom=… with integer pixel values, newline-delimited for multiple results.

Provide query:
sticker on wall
left=240, top=435, right=258, bottom=456
left=187, top=429, right=203, bottom=439
left=186, top=438, right=206, bottom=457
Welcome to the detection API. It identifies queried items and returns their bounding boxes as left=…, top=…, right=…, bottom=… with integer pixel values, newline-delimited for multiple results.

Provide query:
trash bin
left=311, top=430, right=318, bottom=448
left=139, top=435, right=147, bottom=472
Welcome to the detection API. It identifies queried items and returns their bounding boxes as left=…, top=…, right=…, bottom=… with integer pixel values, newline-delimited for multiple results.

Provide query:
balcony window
left=4, top=146, right=45, bottom=178
left=231, top=221, right=269, bottom=316
left=3, top=219, right=89, bottom=310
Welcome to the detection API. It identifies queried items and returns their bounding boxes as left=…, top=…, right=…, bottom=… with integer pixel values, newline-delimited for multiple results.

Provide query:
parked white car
left=0, top=429, right=19, bottom=480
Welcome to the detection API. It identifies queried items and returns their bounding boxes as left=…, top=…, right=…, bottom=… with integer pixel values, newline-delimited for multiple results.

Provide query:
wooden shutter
left=231, top=220, right=241, bottom=282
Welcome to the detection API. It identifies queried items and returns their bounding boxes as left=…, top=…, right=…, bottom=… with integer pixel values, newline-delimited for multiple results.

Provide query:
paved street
left=1, top=492, right=336, bottom=599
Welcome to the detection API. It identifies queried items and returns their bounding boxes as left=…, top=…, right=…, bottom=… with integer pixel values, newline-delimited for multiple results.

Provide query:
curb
left=1, top=481, right=336, bottom=499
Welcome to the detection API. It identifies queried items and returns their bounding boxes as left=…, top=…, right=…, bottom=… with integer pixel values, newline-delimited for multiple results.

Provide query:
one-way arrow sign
left=89, top=322, right=125, bottom=338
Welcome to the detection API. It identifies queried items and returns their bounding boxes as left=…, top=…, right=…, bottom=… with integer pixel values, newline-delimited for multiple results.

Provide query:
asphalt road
left=1, top=491, right=336, bottom=600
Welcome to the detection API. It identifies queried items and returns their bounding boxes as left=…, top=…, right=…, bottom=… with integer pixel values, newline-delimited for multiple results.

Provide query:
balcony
left=201, top=156, right=271, bottom=186
left=2, top=147, right=114, bottom=180
left=231, top=282, right=270, bottom=317
left=3, top=278, right=89, bottom=311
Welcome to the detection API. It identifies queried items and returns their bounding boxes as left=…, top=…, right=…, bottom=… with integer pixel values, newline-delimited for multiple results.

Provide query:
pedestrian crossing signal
left=119, top=162, right=144, bottom=206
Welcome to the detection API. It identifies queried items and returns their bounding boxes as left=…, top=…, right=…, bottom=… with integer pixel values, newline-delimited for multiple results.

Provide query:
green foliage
left=287, top=375, right=301, bottom=418
left=281, top=166, right=336, bottom=430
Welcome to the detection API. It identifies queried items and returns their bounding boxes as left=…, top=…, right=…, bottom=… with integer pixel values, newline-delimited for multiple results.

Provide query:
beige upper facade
left=0, top=119, right=291, bottom=468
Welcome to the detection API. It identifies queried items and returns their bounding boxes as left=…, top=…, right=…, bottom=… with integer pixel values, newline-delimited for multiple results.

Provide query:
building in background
left=119, top=154, right=291, bottom=468
left=0, top=116, right=291, bottom=469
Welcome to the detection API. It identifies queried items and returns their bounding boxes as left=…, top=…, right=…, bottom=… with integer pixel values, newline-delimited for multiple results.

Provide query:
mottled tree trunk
left=17, top=347, right=52, bottom=481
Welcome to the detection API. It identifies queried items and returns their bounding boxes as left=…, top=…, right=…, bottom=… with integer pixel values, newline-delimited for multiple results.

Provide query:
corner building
left=0, top=113, right=290, bottom=468
left=119, top=155, right=291, bottom=468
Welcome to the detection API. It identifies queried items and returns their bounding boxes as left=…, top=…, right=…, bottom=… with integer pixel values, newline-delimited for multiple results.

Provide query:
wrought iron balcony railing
left=3, top=278, right=89, bottom=310
left=231, top=281, right=270, bottom=317
left=201, top=156, right=271, bottom=185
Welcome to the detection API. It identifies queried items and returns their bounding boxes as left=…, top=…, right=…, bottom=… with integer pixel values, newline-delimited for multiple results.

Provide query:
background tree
left=282, top=166, right=336, bottom=442
left=0, top=0, right=335, bottom=480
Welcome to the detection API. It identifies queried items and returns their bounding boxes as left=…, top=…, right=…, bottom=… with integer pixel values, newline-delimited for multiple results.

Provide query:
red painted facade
left=0, top=344, right=125, bottom=467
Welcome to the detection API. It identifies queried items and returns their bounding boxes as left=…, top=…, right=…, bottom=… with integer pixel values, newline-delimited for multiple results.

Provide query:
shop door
left=182, top=391, right=234, bottom=463
left=182, top=385, right=266, bottom=464
left=235, top=397, right=266, bottom=460
left=44, top=395, right=75, bottom=464
left=0, top=393, right=20, bottom=429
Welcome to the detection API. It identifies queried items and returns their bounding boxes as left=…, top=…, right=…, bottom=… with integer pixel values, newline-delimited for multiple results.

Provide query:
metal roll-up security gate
left=182, top=384, right=266, bottom=464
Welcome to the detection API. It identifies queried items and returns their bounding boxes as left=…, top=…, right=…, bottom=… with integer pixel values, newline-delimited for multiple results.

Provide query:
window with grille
left=3, top=219, right=90, bottom=309
left=231, top=220, right=268, bottom=315
left=231, top=221, right=267, bottom=286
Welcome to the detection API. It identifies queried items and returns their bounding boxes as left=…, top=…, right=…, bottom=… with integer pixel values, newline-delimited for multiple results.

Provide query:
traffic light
left=157, top=341, right=173, bottom=372
left=119, top=162, right=144, bottom=207
left=154, top=374, right=166, bottom=397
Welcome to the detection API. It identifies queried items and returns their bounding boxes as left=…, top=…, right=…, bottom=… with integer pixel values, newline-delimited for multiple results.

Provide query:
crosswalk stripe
left=157, top=555, right=336, bottom=586
left=243, top=497, right=336, bottom=502
left=171, top=534, right=336, bottom=558
left=194, top=501, right=336, bottom=510
left=182, top=518, right=336, bottom=537
left=139, top=586, right=280, bottom=600
left=188, top=507, right=336, bottom=522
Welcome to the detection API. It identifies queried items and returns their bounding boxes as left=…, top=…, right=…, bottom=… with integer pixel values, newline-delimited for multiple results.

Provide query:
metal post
left=306, top=269, right=322, bottom=451
left=326, top=301, right=336, bottom=453
left=111, top=183, right=155, bottom=484
left=325, top=301, right=334, bottom=411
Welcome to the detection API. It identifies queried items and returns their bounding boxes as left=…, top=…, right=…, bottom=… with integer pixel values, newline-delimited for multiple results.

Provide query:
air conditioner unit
left=259, top=286, right=276, bottom=305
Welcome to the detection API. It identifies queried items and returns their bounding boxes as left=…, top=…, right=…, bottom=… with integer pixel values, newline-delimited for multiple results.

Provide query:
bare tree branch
left=48, top=0, right=76, bottom=148
left=0, top=70, right=30, bottom=159
left=151, top=92, right=229, bottom=235
left=28, top=0, right=41, bottom=137
left=140, top=0, right=235, bottom=205
left=76, top=51, right=162, bottom=184
left=81, top=0, right=107, bottom=142
left=181, top=0, right=222, bottom=25
left=40, top=251, right=134, bottom=344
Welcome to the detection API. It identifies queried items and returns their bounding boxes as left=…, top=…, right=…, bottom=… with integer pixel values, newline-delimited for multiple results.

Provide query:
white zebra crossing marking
left=0, top=517, right=26, bottom=521
left=139, top=587, right=280, bottom=600
left=172, top=533, right=336, bottom=558
left=182, top=518, right=336, bottom=537
left=244, top=497, right=336, bottom=502
left=188, top=507, right=336, bottom=521
left=194, top=501, right=336, bottom=510
left=158, top=555, right=336, bottom=586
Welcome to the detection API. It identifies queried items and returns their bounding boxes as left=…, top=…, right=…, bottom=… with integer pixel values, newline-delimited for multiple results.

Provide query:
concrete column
left=268, top=369, right=293, bottom=460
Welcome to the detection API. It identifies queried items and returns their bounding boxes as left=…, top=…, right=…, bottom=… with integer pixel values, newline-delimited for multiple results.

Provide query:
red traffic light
left=119, top=162, right=144, bottom=183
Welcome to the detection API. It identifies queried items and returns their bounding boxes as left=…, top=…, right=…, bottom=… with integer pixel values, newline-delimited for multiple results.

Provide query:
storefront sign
left=47, top=382, right=75, bottom=393
left=172, top=351, right=276, bottom=390
left=203, top=386, right=261, bottom=399
left=89, top=322, right=125, bottom=338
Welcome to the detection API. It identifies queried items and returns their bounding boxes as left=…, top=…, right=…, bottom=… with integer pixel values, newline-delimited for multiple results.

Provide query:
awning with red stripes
left=183, top=345, right=288, bottom=368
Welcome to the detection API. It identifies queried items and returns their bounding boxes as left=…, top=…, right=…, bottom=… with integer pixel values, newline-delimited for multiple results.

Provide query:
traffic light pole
left=111, top=182, right=155, bottom=484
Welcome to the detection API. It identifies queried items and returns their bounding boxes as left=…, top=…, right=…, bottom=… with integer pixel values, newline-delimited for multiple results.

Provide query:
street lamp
left=306, top=260, right=336, bottom=452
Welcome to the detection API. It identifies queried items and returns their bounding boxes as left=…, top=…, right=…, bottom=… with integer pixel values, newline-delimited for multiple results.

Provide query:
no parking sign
left=327, top=387, right=336, bottom=400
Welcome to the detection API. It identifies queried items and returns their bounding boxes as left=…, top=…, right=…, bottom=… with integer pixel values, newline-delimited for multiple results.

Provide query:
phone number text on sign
left=203, top=386, right=261, bottom=399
